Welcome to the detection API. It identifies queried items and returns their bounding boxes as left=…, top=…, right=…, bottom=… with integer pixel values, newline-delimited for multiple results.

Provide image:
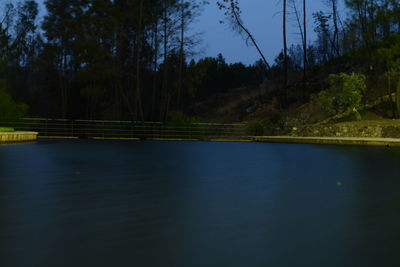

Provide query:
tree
left=135, top=0, right=145, bottom=121
left=313, top=11, right=332, bottom=62
left=318, top=73, right=366, bottom=116
left=13, top=0, right=39, bottom=66
left=0, top=84, right=28, bottom=120
left=326, top=0, right=340, bottom=56
left=217, top=0, right=271, bottom=70
left=42, top=0, right=76, bottom=118
left=303, top=0, right=307, bottom=99
left=289, top=0, right=307, bottom=99
left=176, top=0, right=208, bottom=109
left=159, top=0, right=177, bottom=121
left=344, top=0, right=382, bottom=46
left=376, top=36, right=400, bottom=117
left=0, top=11, right=11, bottom=65
left=283, top=0, right=288, bottom=105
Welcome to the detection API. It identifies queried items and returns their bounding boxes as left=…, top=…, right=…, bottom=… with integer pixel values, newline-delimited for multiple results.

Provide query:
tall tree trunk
left=115, top=5, right=134, bottom=120
left=59, top=47, right=68, bottom=119
left=230, top=2, right=271, bottom=70
left=331, top=0, right=340, bottom=56
left=291, top=0, right=306, bottom=100
left=356, top=2, right=368, bottom=46
left=135, top=0, right=144, bottom=121
left=152, top=21, right=159, bottom=121
left=161, top=0, right=169, bottom=121
left=177, top=0, right=185, bottom=109
left=303, top=0, right=307, bottom=100
left=366, top=0, right=377, bottom=42
left=283, top=0, right=288, bottom=106
left=113, top=79, right=121, bottom=119
left=396, top=79, right=400, bottom=118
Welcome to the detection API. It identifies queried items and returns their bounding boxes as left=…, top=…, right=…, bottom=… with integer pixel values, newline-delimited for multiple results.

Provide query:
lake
left=1, top=139, right=400, bottom=266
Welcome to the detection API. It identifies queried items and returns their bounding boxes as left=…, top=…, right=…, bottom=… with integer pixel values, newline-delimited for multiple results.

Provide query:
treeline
left=310, top=0, right=400, bottom=63
left=219, top=0, right=400, bottom=108
left=0, top=0, right=266, bottom=121
left=1, top=0, right=400, bottom=121
left=273, top=0, right=400, bottom=75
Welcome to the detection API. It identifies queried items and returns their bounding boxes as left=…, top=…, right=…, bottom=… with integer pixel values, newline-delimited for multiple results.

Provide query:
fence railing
left=0, top=118, right=248, bottom=140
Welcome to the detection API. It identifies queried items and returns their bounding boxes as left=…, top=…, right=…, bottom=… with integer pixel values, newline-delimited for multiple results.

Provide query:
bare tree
left=291, top=0, right=307, bottom=99
left=326, top=0, right=340, bottom=56
left=177, top=0, right=208, bottom=109
left=217, top=0, right=271, bottom=70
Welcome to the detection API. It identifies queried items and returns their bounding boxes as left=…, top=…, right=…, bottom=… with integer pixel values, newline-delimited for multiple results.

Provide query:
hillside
left=189, top=36, right=400, bottom=137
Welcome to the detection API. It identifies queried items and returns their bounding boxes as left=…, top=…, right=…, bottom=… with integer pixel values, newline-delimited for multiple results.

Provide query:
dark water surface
left=1, top=139, right=400, bottom=267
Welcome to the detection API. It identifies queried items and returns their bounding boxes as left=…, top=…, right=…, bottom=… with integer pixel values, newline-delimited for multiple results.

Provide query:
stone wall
left=295, top=124, right=382, bottom=138
left=294, top=123, right=400, bottom=138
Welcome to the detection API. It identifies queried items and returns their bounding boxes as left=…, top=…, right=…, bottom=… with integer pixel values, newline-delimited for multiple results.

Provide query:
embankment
left=252, top=136, right=400, bottom=147
left=294, top=120, right=400, bottom=138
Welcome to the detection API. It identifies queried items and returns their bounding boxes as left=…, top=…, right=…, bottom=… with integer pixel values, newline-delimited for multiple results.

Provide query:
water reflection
left=1, top=140, right=400, bottom=266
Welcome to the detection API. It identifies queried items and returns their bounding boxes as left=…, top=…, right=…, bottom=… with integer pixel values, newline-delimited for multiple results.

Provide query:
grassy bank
left=0, top=127, right=15, bottom=132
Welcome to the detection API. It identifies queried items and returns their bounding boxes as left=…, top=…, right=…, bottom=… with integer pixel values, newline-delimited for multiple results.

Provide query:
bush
left=245, top=121, right=265, bottom=136
left=0, top=127, right=14, bottom=132
left=318, top=73, right=366, bottom=115
left=168, top=110, right=200, bottom=125
left=0, top=82, right=28, bottom=120
left=269, top=110, right=282, bottom=124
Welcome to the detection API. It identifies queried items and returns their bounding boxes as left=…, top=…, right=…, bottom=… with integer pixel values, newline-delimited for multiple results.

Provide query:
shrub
left=0, top=127, right=14, bottom=132
left=318, top=72, right=366, bottom=115
left=0, top=82, right=28, bottom=120
left=245, top=121, right=265, bottom=136
left=269, top=110, right=282, bottom=124
left=168, top=110, right=200, bottom=125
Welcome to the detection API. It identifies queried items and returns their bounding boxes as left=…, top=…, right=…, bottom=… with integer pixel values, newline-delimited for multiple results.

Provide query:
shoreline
left=30, top=135, right=400, bottom=147
left=252, top=136, right=400, bottom=147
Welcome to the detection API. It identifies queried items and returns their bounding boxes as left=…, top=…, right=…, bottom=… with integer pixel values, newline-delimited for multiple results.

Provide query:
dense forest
left=0, top=0, right=400, bottom=122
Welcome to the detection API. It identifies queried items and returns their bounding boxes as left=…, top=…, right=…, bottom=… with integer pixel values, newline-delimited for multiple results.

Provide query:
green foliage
left=318, top=73, right=366, bottom=114
left=376, top=36, right=400, bottom=78
left=268, top=110, right=282, bottom=124
left=192, top=54, right=267, bottom=99
left=376, top=36, right=400, bottom=117
left=0, top=82, right=28, bottom=120
left=168, top=110, right=205, bottom=139
left=3, top=0, right=400, bottom=122
left=0, top=127, right=15, bottom=132
left=168, top=110, right=200, bottom=125
left=318, top=90, right=334, bottom=112
left=397, top=79, right=400, bottom=115
left=245, top=121, right=265, bottom=136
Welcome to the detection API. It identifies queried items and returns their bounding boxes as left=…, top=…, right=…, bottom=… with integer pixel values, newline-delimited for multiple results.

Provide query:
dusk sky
left=32, top=0, right=343, bottom=65
left=194, top=0, right=343, bottom=64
